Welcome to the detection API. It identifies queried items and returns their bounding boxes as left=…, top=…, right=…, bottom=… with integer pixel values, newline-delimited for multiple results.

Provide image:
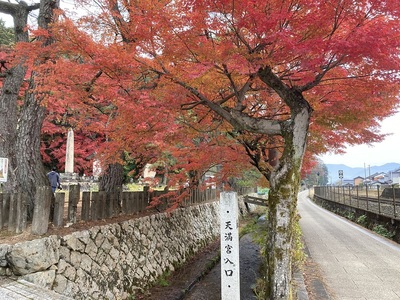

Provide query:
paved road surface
left=298, top=191, right=400, bottom=300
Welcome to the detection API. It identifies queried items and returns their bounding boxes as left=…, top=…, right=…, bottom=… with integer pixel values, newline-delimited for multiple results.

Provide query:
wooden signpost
left=220, top=192, right=240, bottom=300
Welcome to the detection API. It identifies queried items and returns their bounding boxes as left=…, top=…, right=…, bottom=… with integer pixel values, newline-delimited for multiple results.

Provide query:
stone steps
left=0, top=279, right=73, bottom=300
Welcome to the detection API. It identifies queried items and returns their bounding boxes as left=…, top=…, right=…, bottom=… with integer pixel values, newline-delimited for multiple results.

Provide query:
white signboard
left=220, top=192, right=240, bottom=300
left=0, top=158, right=8, bottom=183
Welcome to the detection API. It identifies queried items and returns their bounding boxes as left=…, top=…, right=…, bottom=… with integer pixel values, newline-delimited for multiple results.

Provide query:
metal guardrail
left=244, top=195, right=268, bottom=206
left=314, top=185, right=400, bottom=220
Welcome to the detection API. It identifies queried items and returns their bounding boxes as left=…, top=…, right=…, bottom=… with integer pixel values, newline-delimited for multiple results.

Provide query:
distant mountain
left=325, top=162, right=400, bottom=183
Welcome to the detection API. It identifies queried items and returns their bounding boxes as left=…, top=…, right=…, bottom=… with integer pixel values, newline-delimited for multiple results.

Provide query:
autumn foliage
left=1, top=1, right=397, bottom=182
left=0, top=0, right=399, bottom=298
left=35, top=1, right=397, bottom=179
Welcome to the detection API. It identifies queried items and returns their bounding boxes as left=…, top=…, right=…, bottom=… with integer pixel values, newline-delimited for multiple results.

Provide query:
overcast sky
left=319, top=111, right=400, bottom=168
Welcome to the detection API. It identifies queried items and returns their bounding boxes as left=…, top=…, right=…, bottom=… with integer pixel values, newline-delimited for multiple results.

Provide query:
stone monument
left=65, top=128, right=74, bottom=173
left=62, top=128, right=76, bottom=181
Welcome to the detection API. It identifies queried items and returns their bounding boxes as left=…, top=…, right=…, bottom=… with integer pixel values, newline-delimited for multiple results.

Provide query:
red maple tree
left=12, top=0, right=399, bottom=298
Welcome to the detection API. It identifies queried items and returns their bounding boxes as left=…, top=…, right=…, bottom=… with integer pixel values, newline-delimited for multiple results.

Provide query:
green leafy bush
left=372, top=225, right=395, bottom=239
left=356, top=215, right=368, bottom=227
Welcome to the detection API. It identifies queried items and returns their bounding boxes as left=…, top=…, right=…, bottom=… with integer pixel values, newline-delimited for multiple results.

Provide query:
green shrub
left=343, top=211, right=355, bottom=221
left=156, top=271, right=171, bottom=287
left=356, top=215, right=368, bottom=226
left=372, top=224, right=395, bottom=239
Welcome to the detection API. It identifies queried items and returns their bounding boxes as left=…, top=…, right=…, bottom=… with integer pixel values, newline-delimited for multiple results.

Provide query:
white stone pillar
left=65, top=128, right=74, bottom=174
left=220, top=192, right=240, bottom=300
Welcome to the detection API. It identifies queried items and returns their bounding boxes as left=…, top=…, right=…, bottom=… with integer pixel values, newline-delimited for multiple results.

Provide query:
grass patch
left=156, top=270, right=171, bottom=287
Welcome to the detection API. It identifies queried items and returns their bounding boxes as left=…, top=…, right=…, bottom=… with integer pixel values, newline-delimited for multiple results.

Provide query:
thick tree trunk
left=0, top=2, right=30, bottom=192
left=0, top=1, right=58, bottom=218
left=266, top=169, right=301, bottom=298
left=265, top=106, right=311, bottom=299
left=0, top=64, right=27, bottom=192
left=99, top=163, right=124, bottom=192
left=99, top=163, right=124, bottom=213
left=16, top=81, right=48, bottom=216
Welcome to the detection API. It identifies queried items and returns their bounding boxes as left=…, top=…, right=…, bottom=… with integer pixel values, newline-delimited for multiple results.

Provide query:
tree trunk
left=266, top=170, right=301, bottom=298
left=0, top=1, right=59, bottom=218
left=265, top=106, right=311, bottom=299
left=0, top=1, right=30, bottom=192
left=99, top=163, right=124, bottom=212
left=99, top=163, right=124, bottom=192
left=15, top=80, right=48, bottom=217
left=0, top=64, right=27, bottom=192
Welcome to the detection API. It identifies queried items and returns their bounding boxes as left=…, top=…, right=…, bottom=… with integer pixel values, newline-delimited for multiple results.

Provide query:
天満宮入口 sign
left=220, top=192, right=240, bottom=300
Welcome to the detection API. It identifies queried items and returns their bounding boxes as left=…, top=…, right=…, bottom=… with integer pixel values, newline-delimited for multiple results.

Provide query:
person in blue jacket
left=47, top=167, right=61, bottom=193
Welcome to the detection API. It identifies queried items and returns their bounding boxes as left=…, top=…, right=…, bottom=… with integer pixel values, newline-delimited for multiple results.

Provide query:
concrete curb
left=300, top=243, right=331, bottom=300
left=294, top=270, right=310, bottom=300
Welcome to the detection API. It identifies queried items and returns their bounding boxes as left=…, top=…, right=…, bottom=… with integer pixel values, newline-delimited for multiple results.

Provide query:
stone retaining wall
left=0, top=195, right=255, bottom=299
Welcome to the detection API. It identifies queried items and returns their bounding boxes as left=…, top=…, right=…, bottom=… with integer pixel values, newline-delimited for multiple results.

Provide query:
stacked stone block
left=0, top=201, right=221, bottom=299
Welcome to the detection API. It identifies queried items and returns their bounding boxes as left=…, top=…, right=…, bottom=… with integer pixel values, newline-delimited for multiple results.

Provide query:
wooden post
left=115, top=187, right=122, bottom=214
left=137, top=191, right=144, bottom=213
left=356, top=186, right=359, bottom=208
left=393, top=185, right=396, bottom=218
left=15, top=193, right=28, bottom=233
left=98, top=191, right=106, bottom=219
left=131, top=191, right=136, bottom=213
left=81, top=191, right=90, bottom=221
left=332, top=186, right=336, bottom=202
left=144, top=186, right=149, bottom=204
left=105, top=192, right=112, bottom=218
left=142, top=187, right=150, bottom=212
left=220, top=192, right=240, bottom=300
left=8, top=193, right=17, bottom=232
left=377, top=185, right=381, bottom=215
left=2, top=193, right=10, bottom=225
left=126, top=192, right=132, bottom=214
left=137, top=192, right=143, bottom=213
left=53, top=193, right=65, bottom=227
left=122, top=192, right=128, bottom=214
left=0, top=193, right=3, bottom=230
left=342, top=186, right=345, bottom=204
left=31, top=186, right=52, bottom=235
left=128, top=192, right=134, bottom=213
left=348, top=186, right=351, bottom=206
left=133, top=192, right=139, bottom=213
left=68, top=184, right=80, bottom=224
left=91, top=192, right=98, bottom=220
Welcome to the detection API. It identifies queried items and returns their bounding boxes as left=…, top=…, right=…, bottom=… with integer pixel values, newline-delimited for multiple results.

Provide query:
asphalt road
left=298, top=190, right=400, bottom=300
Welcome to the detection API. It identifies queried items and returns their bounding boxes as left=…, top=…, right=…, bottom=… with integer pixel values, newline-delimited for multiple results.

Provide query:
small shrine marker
left=220, top=192, right=240, bottom=299
left=65, top=128, right=74, bottom=174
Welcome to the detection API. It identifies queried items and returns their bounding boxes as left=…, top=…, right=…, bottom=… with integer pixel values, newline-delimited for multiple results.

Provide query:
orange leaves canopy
left=22, top=0, right=400, bottom=180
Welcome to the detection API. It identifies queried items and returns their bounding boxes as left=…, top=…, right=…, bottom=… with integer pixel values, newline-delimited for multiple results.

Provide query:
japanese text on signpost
left=220, top=192, right=240, bottom=299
